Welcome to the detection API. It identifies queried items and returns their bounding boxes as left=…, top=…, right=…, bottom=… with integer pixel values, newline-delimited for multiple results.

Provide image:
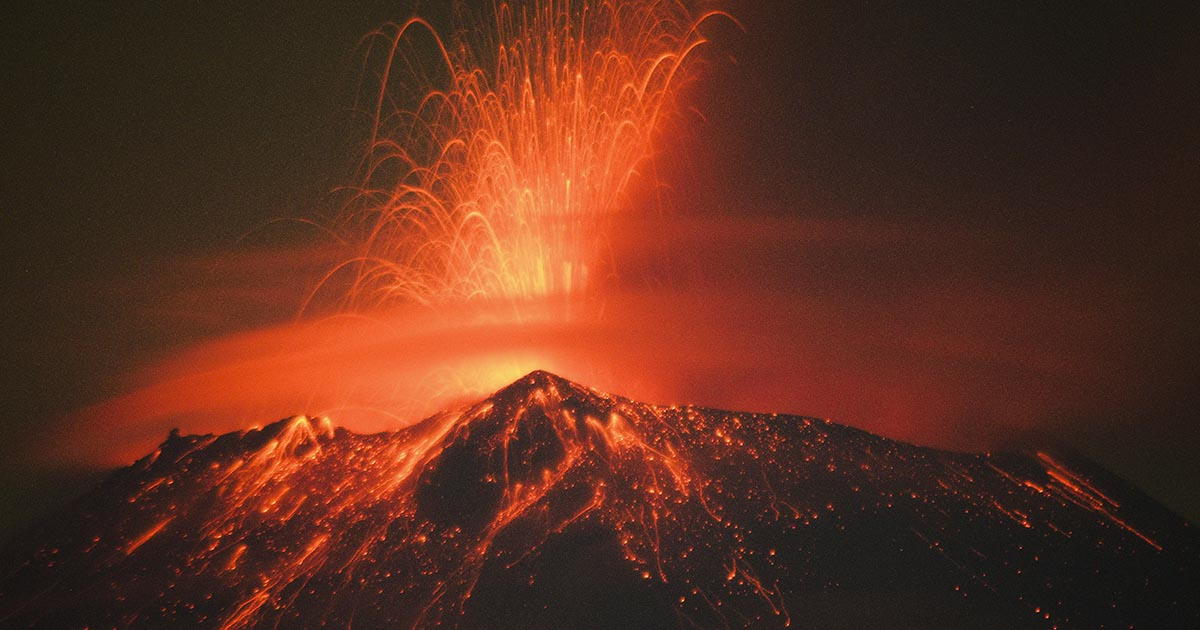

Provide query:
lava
left=323, top=0, right=730, bottom=309
left=43, top=0, right=1168, bottom=483
left=4, top=372, right=1197, bottom=628
left=47, top=0, right=737, bottom=468
left=7, top=1, right=1195, bottom=626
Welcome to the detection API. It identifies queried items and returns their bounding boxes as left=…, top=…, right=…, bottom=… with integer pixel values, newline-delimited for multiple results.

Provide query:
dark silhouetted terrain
left=2, top=371, right=1196, bottom=628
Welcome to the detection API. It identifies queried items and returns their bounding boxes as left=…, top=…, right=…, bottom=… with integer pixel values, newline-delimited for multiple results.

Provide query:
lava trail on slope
left=1, top=371, right=1196, bottom=628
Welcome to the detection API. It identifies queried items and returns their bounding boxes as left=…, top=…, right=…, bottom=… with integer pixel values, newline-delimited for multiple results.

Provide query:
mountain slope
left=2, top=371, right=1196, bottom=628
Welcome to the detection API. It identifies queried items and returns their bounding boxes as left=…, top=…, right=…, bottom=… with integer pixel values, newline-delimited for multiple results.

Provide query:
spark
left=317, top=0, right=730, bottom=311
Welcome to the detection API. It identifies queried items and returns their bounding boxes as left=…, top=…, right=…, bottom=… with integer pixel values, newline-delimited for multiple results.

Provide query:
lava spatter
left=2, top=371, right=1197, bottom=628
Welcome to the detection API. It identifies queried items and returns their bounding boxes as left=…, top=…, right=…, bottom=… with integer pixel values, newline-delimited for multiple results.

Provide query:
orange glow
left=58, top=262, right=1135, bottom=474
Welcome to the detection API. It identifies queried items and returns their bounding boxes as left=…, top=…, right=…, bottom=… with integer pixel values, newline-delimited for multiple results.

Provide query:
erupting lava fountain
left=10, top=2, right=1197, bottom=629
left=318, top=0, right=730, bottom=309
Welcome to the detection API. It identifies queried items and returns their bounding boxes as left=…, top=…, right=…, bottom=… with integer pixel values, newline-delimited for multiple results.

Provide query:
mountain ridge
left=2, top=370, right=1196, bottom=628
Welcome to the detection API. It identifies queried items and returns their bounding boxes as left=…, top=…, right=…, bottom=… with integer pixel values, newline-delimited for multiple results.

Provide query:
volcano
left=1, top=371, right=1196, bottom=628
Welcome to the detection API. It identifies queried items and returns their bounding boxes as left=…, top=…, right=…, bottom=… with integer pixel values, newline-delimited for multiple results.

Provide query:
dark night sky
left=3, top=0, right=1198, bottom=536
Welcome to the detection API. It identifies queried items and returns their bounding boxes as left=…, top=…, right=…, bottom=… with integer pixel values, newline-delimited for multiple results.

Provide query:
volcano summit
left=1, top=371, right=1196, bottom=628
